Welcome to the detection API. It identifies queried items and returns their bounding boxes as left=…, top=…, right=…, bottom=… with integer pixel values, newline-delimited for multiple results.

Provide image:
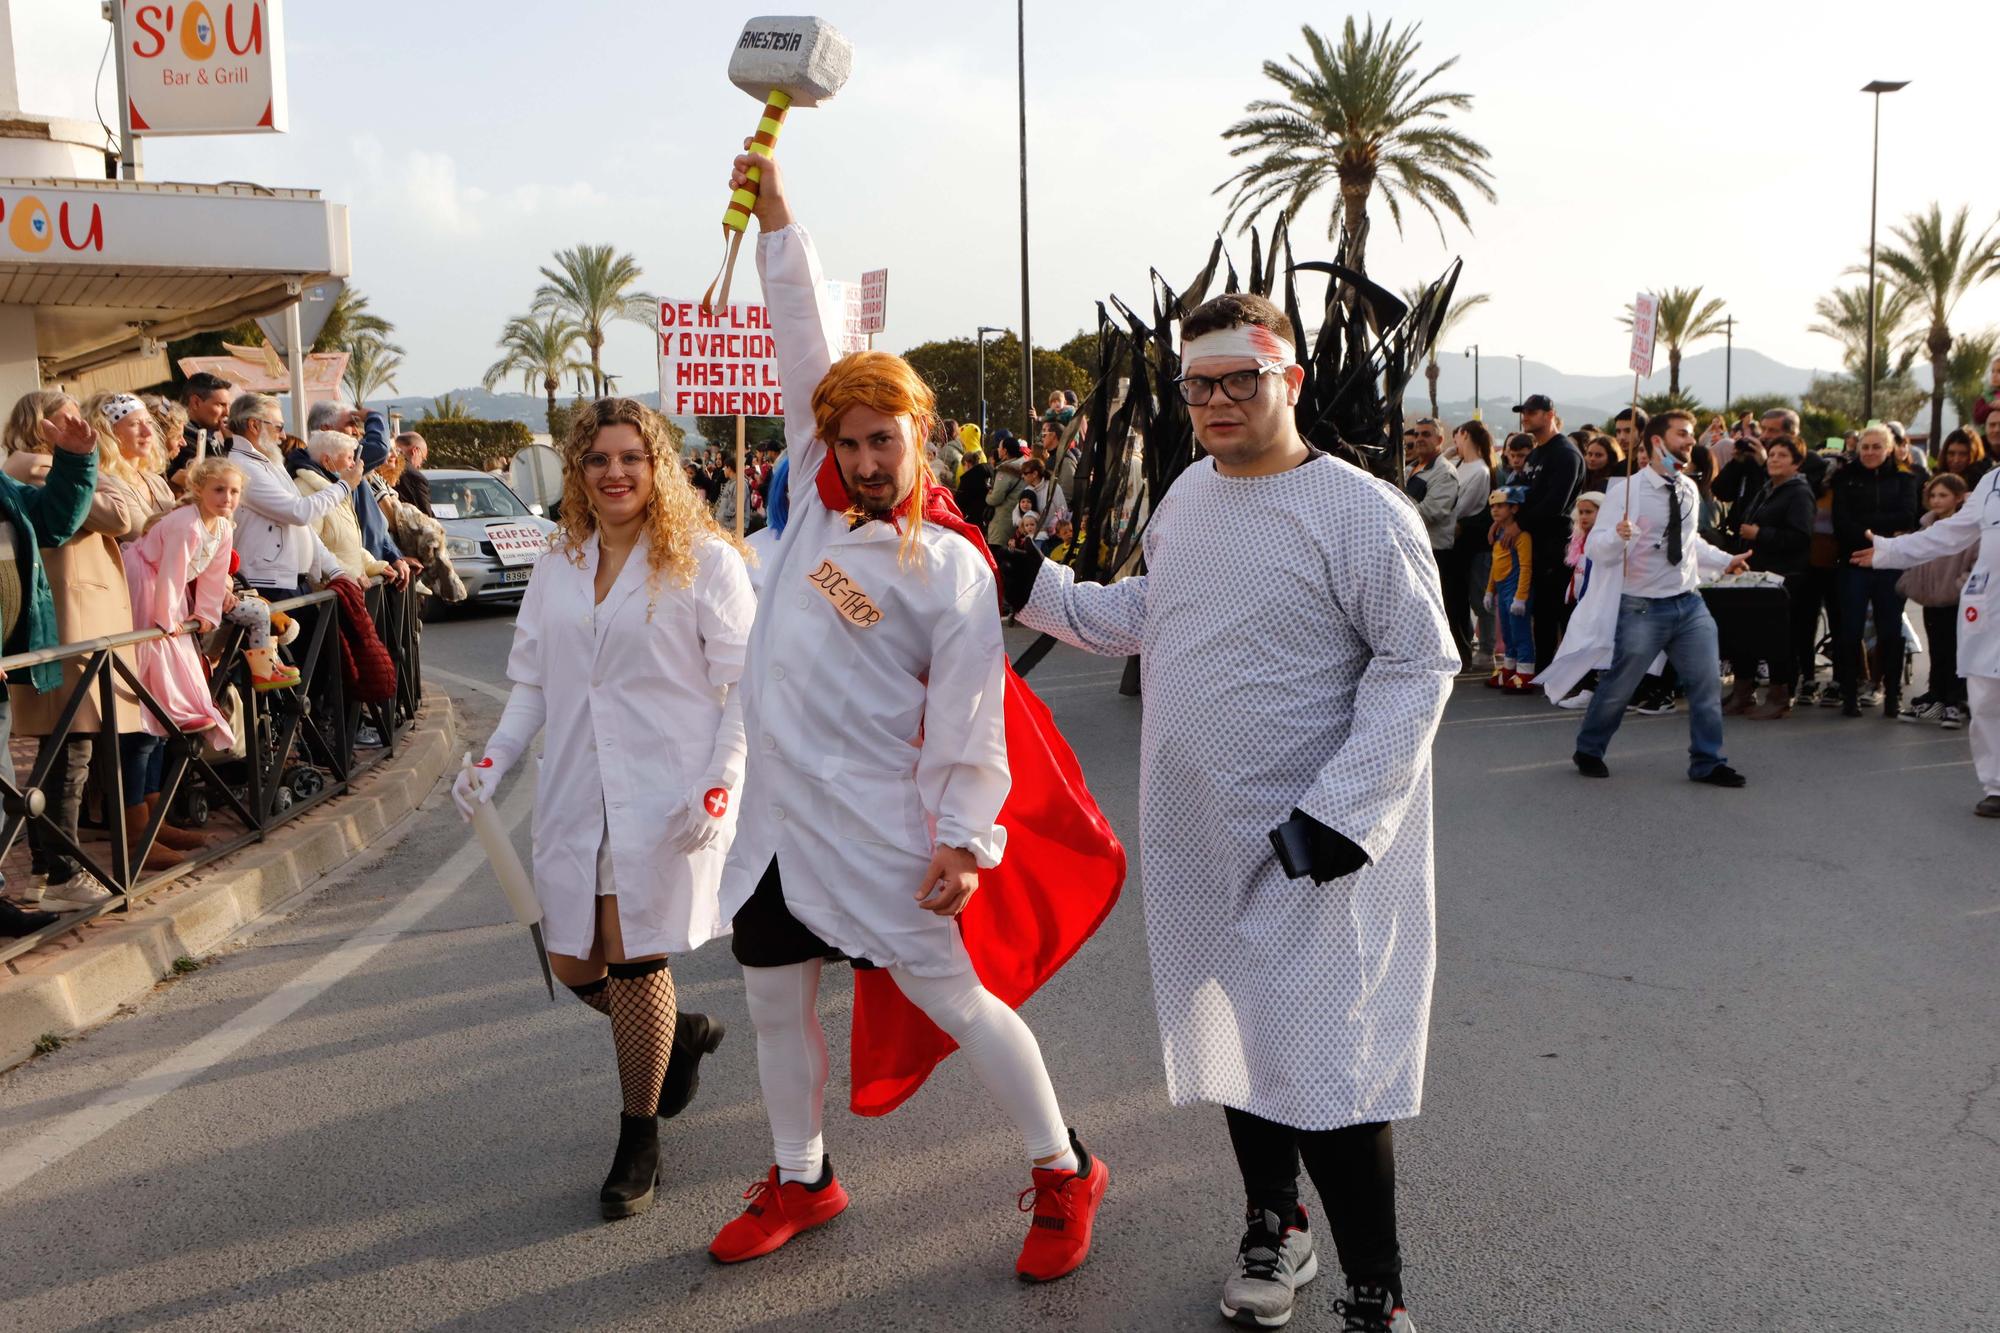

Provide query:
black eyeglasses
left=1174, top=365, right=1285, bottom=406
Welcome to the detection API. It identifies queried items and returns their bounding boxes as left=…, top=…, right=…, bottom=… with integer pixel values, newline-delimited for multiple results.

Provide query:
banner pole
left=735, top=414, right=747, bottom=540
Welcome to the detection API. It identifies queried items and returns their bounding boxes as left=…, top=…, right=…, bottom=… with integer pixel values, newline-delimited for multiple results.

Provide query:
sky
left=18, top=0, right=1999, bottom=401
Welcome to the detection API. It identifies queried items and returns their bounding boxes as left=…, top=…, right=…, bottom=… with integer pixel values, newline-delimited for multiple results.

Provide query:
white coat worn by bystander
left=1861, top=466, right=2000, bottom=813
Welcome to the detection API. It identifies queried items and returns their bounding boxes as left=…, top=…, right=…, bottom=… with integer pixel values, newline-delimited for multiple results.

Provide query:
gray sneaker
left=1335, top=1281, right=1417, bottom=1331
left=1220, top=1209, right=1319, bottom=1328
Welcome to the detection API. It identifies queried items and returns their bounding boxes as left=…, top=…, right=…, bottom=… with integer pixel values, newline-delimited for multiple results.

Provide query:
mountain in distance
left=1401, top=345, right=1843, bottom=420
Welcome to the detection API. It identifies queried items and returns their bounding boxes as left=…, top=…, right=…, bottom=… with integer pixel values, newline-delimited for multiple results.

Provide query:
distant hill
left=1399, top=345, right=1842, bottom=420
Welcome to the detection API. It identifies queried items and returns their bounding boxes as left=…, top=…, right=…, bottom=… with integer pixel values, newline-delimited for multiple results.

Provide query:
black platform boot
left=600, top=1113, right=661, bottom=1220
left=658, top=1013, right=726, bottom=1119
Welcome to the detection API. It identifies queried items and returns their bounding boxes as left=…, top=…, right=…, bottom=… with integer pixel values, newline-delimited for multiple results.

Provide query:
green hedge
left=410, top=418, right=534, bottom=470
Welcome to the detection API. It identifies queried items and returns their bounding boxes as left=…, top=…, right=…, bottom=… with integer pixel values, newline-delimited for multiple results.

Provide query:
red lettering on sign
left=133, top=5, right=168, bottom=58
left=58, top=202, right=104, bottom=252
left=224, top=2, right=263, bottom=55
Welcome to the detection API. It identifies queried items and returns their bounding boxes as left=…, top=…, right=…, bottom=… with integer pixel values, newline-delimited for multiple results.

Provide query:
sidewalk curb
left=0, top=693, right=459, bottom=1071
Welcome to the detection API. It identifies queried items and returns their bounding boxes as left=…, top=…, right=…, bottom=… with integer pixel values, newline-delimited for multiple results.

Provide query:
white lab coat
left=1869, top=470, right=2000, bottom=798
left=718, top=224, right=1011, bottom=977
left=505, top=532, right=755, bottom=957
left=1868, top=468, right=2000, bottom=680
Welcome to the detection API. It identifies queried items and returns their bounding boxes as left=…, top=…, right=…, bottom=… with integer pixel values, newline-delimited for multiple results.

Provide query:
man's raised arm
left=740, top=151, right=842, bottom=517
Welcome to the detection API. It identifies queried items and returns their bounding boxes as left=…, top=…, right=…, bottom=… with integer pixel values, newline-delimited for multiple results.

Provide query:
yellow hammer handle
left=722, top=89, right=793, bottom=231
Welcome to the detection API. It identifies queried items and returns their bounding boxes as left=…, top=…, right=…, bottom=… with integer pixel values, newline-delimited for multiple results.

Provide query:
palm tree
left=1869, top=203, right=2000, bottom=444
left=342, top=333, right=402, bottom=406
left=483, top=313, right=590, bottom=424
left=531, top=244, right=658, bottom=397
left=1808, top=282, right=1918, bottom=384
left=1401, top=285, right=1488, bottom=417
left=1619, top=286, right=1728, bottom=397
left=1216, top=17, right=1494, bottom=274
left=429, top=392, right=473, bottom=422
left=314, top=286, right=394, bottom=355
left=1943, top=328, right=2000, bottom=429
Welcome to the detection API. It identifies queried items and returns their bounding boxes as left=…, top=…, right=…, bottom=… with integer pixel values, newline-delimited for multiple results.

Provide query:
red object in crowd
left=813, top=457, right=1127, bottom=1117
left=327, top=577, right=397, bottom=704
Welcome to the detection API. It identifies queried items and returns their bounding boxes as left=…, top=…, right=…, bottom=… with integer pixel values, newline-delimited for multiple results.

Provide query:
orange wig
left=810, top=351, right=940, bottom=564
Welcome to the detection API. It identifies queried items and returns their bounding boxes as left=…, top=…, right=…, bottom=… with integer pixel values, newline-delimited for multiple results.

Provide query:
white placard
left=1629, top=292, right=1660, bottom=378
left=657, top=285, right=866, bottom=418
left=121, top=0, right=290, bottom=136
left=485, top=521, right=549, bottom=567
left=860, top=268, right=888, bottom=334
left=431, top=503, right=460, bottom=520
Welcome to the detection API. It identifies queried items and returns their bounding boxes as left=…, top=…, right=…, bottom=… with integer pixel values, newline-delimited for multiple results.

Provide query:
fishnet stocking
left=605, top=959, right=677, bottom=1118
left=569, top=977, right=611, bottom=1016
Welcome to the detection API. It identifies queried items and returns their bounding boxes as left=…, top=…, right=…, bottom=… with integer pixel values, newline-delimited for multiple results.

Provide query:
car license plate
left=500, top=567, right=532, bottom=585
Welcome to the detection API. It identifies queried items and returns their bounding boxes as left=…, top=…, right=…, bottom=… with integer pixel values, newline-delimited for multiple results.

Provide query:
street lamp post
left=1861, top=79, right=1909, bottom=422
left=976, top=326, right=1004, bottom=441
left=1016, top=0, right=1035, bottom=435
left=1465, top=344, right=1480, bottom=420
left=1514, top=353, right=1524, bottom=417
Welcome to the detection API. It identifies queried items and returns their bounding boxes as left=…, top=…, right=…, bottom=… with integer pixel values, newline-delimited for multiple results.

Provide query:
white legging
left=740, top=959, right=1070, bottom=1173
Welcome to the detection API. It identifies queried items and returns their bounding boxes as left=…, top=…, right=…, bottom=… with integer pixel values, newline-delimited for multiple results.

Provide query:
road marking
left=0, top=783, right=531, bottom=1197
left=427, top=665, right=511, bottom=703
left=1490, top=744, right=1685, bottom=774
left=1856, top=758, right=1974, bottom=776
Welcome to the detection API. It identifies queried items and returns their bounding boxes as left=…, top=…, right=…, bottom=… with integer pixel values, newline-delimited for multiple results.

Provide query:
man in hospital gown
left=1000, top=294, right=1456, bottom=1332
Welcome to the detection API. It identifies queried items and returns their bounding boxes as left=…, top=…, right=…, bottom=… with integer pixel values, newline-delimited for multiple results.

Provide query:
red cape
left=814, top=459, right=1127, bottom=1116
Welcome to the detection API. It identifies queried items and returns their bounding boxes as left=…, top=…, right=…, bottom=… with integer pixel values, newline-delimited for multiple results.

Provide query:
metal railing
left=1, top=578, right=424, bottom=968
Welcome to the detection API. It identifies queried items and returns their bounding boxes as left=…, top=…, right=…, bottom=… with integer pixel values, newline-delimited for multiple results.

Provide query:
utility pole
left=1724, top=315, right=1734, bottom=414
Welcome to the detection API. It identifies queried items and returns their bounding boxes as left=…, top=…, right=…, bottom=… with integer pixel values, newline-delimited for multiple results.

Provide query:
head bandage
left=103, top=394, right=147, bottom=426
left=1180, top=324, right=1296, bottom=368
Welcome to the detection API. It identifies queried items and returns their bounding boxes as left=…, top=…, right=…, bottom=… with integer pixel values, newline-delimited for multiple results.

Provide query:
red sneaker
left=708, top=1162, right=850, bottom=1263
left=1014, top=1134, right=1109, bottom=1282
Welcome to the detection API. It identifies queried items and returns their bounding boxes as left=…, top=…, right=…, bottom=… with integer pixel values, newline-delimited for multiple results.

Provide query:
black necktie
left=1666, top=480, right=1684, bottom=568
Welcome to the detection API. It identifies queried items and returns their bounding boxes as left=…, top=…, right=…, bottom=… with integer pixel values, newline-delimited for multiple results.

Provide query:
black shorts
left=731, top=859, right=869, bottom=970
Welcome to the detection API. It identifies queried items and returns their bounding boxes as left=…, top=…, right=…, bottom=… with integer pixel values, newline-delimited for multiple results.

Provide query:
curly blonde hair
left=552, top=398, right=748, bottom=598
left=81, top=390, right=167, bottom=487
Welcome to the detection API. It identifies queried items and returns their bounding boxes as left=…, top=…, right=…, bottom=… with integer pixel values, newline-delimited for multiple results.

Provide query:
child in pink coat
left=123, top=459, right=297, bottom=747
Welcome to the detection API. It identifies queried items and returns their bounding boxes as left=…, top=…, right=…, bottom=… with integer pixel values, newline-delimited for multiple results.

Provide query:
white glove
left=1483, top=591, right=1496, bottom=613
left=666, top=779, right=732, bottom=854
left=1511, top=600, right=1529, bottom=617
left=452, top=751, right=512, bottom=821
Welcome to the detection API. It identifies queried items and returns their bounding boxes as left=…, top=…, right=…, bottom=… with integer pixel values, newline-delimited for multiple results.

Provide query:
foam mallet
left=701, top=15, right=853, bottom=315
left=462, top=754, right=555, bottom=1000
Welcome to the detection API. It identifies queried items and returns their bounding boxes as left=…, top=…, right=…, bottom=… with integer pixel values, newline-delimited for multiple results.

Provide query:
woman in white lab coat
left=452, top=397, right=756, bottom=1219
left=1858, top=465, right=2000, bottom=817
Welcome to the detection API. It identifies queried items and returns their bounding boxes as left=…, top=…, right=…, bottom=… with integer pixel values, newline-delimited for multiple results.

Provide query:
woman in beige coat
left=296, top=431, right=391, bottom=584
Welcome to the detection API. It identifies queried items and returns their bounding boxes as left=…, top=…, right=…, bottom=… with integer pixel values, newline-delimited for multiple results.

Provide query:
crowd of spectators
left=1403, top=399, right=1988, bottom=730
left=0, top=381, right=445, bottom=939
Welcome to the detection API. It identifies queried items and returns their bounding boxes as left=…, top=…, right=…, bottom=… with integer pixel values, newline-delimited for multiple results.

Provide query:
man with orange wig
left=707, top=152, right=1119, bottom=1284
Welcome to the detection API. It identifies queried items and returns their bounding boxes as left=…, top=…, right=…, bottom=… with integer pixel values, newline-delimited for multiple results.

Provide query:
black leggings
left=1225, top=1107, right=1401, bottom=1291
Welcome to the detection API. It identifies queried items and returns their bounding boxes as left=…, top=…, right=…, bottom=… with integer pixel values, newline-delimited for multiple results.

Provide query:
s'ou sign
left=119, top=1, right=290, bottom=136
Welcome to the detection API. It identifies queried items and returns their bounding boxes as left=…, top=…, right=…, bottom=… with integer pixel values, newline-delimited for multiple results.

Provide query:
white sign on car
left=485, top=521, right=549, bottom=567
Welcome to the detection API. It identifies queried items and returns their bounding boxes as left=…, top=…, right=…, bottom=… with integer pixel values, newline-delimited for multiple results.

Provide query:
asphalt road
left=1, top=599, right=1994, bottom=1332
